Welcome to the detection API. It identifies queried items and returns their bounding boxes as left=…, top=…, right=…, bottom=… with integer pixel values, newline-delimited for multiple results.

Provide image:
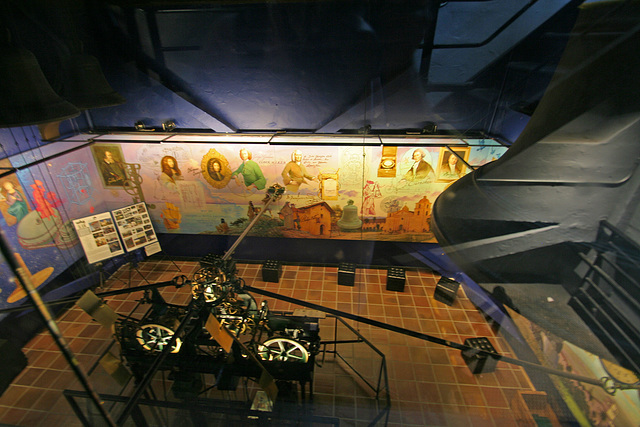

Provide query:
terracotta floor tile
left=453, top=366, right=478, bottom=385
left=383, top=305, right=401, bottom=318
left=438, top=384, right=465, bottom=406
left=13, top=367, right=45, bottom=387
left=13, top=387, right=46, bottom=409
left=490, top=407, right=518, bottom=425
left=434, top=365, right=457, bottom=384
left=459, top=384, right=486, bottom=407
left=465, top=405, right=495, bottom=427
left=35, top=369, right=63, bottom=390
left=481, top=386, right=509, bottom=408
left=0, top=406, right=29, bottom=425
left=422, top=403, right=448, bottom=426
left=0, top=384, right=28, bottom=407
left=31, top=389, right=62, bottom=412
left=0, top=259, right=549, bottom=427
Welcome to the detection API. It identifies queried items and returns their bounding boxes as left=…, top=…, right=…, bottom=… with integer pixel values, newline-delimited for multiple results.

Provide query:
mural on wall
left=511, top=309, right=640, bottom=426
left=57, top=162, right=94, bottom=205
left=0, top=144, right=108, bottom=316
left=0, top=137, right=506, bottom=317
left=96, top=140, right=508, bottom=243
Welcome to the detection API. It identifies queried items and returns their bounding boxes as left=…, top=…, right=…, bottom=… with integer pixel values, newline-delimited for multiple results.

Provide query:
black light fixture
left=386, top=267, right=406, bottom=292
left=337, top=262, right=356, bottom=286
left=261, top=260, right=281, bottom=283
left=422, top=122, right=437, bottom=134
left=162, top=120, right=176, bottom=132
left=434, top=276, right=460, bottom=306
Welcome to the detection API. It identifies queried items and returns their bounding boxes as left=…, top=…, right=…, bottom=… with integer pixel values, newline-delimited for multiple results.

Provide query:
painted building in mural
left=362, top=217, right=385, bottom=232
left=292, top=201, right=334, bottom=237
left=383, top=196, right=431, bottom=234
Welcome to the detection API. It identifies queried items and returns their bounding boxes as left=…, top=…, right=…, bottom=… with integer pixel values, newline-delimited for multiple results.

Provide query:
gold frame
left=435, top=147, right=470, bottom=183
left=378, top=146, right=397, bottom=177
left=318, top=169, right=340, bottom=200
left=201, top=149, right=232, bottom=189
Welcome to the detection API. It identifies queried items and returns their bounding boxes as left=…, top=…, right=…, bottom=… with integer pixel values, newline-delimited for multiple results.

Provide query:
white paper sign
left=72, top=212, right=124, bottom=264
left=112, top=202, right=158, bottom=252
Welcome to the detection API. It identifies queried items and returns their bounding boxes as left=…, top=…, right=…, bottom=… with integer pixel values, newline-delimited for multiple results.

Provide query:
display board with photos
left=112, top=202, right=158, bottom=252
left=72, top=212, right=125, bottom=264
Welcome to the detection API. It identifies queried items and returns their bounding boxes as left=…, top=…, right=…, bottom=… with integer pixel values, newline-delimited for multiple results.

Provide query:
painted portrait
left=281, top=149, right=317, bottom=193
left=231, top=147, right=266, bottom=190
left=436, top=147, right=470, bottom=182
left=400, top=148, right=436, bottom=183
left=0, top=176, right=31, bottom=227
left=90, top=144, right=128, bottom=188
left=201, top=148, right=232, bottom=189
left=159, top=155, right=183, bottom=190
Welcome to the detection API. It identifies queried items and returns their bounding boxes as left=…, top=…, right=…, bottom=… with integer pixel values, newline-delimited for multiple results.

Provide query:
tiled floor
left=0, top=257, right=554, bottom=426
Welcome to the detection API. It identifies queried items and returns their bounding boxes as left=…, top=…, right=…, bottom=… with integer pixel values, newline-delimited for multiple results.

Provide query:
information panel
left=72, top=212, right=124, bottom=264
left=112, top=202, right=158, bottom=252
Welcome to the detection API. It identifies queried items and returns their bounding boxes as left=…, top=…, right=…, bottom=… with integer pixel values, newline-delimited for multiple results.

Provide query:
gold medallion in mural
left=201, top=149, right=232, bottom=189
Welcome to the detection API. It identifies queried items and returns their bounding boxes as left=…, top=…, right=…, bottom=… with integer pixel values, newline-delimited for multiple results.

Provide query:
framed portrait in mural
left=318, top=169, right=340, bottom=200
left=0, top=175, right=31, bottom=227
left=436, top=147, right=470, bottom=182
left=90, top=144, right=128, bottom=188
left=201, top=148, right=232, bottom=189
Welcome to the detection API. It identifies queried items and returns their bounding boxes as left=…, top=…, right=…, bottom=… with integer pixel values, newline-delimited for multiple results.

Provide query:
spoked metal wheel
left=135, top=324, right=182, bottom=353
left=257, top=338, right=309, bottom=363
left=220, top=318, right=246, bottom=336
left=192, top=267, right=226, bottom=303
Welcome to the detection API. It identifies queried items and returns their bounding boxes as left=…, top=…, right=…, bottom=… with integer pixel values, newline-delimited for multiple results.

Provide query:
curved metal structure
left=432, top=0, right=640, bottom=285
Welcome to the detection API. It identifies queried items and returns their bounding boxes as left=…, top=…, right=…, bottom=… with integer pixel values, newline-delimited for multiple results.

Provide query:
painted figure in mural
left=207, top=159, right=225, bottom=181
left=232, top=148, right=266, bottom=190
left=281, top=150, right=316, bottom=193
left=100, top=150, right=127, bottom=186
left=279, top=201, right=295, bottom=229
left=247, top=201, right=260, bottom=220
left=159, top=155, right=183, bottom=191
left=362, top=180, right=382, bottom=216
left=162, top=202, right=181, bottom=230
left=2, top=181, right=29, bottom=222
left=30, top=180, right=57, bottom=219
left=216, top=218, right=230, bottom=234
left=439, top=151, right=464, bottom=180
left=402, top=149, right=435, bottom=182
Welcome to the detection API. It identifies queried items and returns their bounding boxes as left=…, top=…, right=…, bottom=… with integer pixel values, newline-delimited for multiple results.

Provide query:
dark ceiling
left=4, top=0, right=584, bottom=141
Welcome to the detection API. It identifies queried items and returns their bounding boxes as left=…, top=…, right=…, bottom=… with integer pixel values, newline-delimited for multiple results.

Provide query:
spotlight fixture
left=358, top=124, right=371, bottom=134
left=422, top=122, right=437, bottom=134
left=162, top=120, right=176, bottom=132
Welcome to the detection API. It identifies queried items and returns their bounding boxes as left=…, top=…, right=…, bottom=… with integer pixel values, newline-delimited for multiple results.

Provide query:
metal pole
left=0, top=230, right=116, bottom=427
left=245, top=285, right=634, bottom=393
left=222, top=186, right=282, bottom=261
left=115, top=299, right=200, bottom=426
left=0, top=277, right=185, bottom=315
